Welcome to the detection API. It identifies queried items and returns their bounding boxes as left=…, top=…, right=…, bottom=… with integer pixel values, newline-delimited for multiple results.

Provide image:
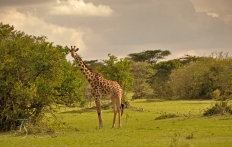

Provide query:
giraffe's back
left=90, top=75, right=122, bottom=99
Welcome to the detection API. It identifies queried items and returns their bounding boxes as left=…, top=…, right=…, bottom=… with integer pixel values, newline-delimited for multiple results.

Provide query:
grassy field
left=1, top=99, right=232, bottom=147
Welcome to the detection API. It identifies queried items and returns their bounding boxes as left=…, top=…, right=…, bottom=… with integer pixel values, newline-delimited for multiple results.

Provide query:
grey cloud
left=81, top=0, right=232, bottom=47
left=47, top=0, right=198, bottom=44
left=0, top=0, right=53, bottom=7
left=56, top=0, right=232, bottom=57
left=1, top=0, right=231, bottom=59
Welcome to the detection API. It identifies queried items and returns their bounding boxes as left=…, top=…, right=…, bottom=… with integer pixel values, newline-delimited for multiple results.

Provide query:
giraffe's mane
left=75, top=54, right=102, bottom=77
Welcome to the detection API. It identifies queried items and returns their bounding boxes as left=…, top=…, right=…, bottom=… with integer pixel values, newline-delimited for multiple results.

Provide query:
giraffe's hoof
left=99, top=125, right=103, bottom=129
left=111, top=124, right=115, bottom=129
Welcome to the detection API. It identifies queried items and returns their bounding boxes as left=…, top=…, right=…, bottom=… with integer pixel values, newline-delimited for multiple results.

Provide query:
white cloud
left=0, top=7, right=86, bottom=62
left=0, top=7, right=86, bottom=49
left=49, top=0, right=113, bottom=16
left=190, top=0, right=232, bottom=25
left=207, top=12, right=219, bottom=18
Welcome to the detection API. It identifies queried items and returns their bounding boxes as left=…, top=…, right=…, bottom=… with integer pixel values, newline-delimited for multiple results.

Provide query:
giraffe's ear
left=75, top=48, right=79, bottom=52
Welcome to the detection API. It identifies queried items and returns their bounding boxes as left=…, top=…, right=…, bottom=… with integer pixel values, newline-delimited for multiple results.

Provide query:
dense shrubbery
left=130, top=61, right=154, bottom=99
left=0, top=23, right=84, bottom=131
left=169, top=54, right=232, bottom=99
left=128, top=51, right=232, bottom=100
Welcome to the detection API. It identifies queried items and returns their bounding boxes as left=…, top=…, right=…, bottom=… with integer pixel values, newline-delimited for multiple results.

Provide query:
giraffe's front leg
left=97, top=111, right=103, bottom=129
left=94, top=95, right=103, bottom=129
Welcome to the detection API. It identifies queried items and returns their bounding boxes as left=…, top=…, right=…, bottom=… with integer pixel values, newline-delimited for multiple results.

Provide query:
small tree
left=130, top=61, right=155, bottom=99
left=101, top=54, right=134, bottom=103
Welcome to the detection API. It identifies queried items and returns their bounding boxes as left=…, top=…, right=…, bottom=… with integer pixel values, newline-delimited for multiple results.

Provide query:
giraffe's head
left=70, top=46, right=79, bottom=58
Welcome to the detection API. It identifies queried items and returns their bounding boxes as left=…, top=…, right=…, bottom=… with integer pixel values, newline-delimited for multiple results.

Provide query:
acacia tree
left=128, top=50, right=171, bottom=64
left=0, top=23, right=84, bottom=131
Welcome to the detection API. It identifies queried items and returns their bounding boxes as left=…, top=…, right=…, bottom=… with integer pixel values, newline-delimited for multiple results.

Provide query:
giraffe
left=70, top=46, right=124, bottom=129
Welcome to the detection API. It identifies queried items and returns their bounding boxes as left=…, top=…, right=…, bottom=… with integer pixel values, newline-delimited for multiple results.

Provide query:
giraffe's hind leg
left=112, top=108, right=117, bottom=128
left=111, top=99, right=122, bottom=129
left=117, top=105, right=122, bottom=128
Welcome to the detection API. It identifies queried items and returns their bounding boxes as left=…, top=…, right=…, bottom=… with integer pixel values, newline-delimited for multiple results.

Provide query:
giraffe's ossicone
left=70, top=46, right=124, bottom=129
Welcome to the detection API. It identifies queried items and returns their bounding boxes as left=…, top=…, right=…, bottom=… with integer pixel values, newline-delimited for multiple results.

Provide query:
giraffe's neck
left=74, top=55, right=95, bottom=81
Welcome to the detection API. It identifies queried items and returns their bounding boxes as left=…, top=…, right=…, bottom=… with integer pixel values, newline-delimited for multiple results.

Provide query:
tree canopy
left=101, top=54, right=134, bottom=95
left=127, top=50, right=171, bottom=64
left=169, top=53, right=232, bottom=99
left=0, top=23, right=84, bottom=131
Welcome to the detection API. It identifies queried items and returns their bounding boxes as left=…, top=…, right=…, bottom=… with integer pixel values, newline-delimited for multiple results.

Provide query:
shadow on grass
left=131, top=99, right=164, bottom=103
left=132, top=98, right=211, bottom=104
left=61, top=108, right=96, bottom=114
left=155, top=112, right=180, bottom=120
left=219, top=117, right=232, bottom=120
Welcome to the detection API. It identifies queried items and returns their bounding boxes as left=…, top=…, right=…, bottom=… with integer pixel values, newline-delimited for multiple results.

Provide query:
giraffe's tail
left=121, top=89, right=124, bottom=116
left=121, top=103, right=124, bottom=116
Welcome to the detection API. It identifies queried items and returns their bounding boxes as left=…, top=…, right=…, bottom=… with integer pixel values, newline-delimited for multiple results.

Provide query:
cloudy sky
left=1, top=0, right=232, bottom=61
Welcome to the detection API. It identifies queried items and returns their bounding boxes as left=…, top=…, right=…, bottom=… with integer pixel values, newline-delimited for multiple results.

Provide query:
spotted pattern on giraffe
left=70, top=46, right=123, bottom=129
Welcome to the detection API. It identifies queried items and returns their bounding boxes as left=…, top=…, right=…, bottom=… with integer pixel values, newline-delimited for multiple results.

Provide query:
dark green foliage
left=130, top=61, right=155, bottom=99
left=169, top=53, right=232, bottom=99
left=203, top=101, right=232, bottom=116
left=0, top=23, right=84, bottom=131
left=153, top=59, right=183, bottom=81
left=128, top=49, right=171, bottom=64
left=179, top=54, right=201, bottom=65
left=150, top=59, right=183, bottom=98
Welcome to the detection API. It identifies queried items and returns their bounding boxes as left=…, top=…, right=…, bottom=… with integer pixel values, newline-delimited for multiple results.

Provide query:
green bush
left=155, top=112, right=179, bottom=120
left=169, top=54, right=232, bottom=99
left=203, top=101, right=232, bottom=116
left=0, top=23, right=84, bottom=131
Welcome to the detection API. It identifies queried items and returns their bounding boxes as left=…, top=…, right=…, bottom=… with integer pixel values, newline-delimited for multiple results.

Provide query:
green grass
left=1, top=99, right=232, bottom=147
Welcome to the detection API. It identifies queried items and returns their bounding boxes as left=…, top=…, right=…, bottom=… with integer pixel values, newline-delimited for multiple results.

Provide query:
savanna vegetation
left=1, top=22, right=232, bottom=146
left=1, top=99, right=232, bottom=147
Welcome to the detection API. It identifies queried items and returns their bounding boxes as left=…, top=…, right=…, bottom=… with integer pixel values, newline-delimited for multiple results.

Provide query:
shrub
left=203, top=101, right=232, bottom=116
left=0, top=23, right=84, bottom=131
left=169, top=54, right=232, bottom=99
left=155, top=112, right=179, bottom=120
